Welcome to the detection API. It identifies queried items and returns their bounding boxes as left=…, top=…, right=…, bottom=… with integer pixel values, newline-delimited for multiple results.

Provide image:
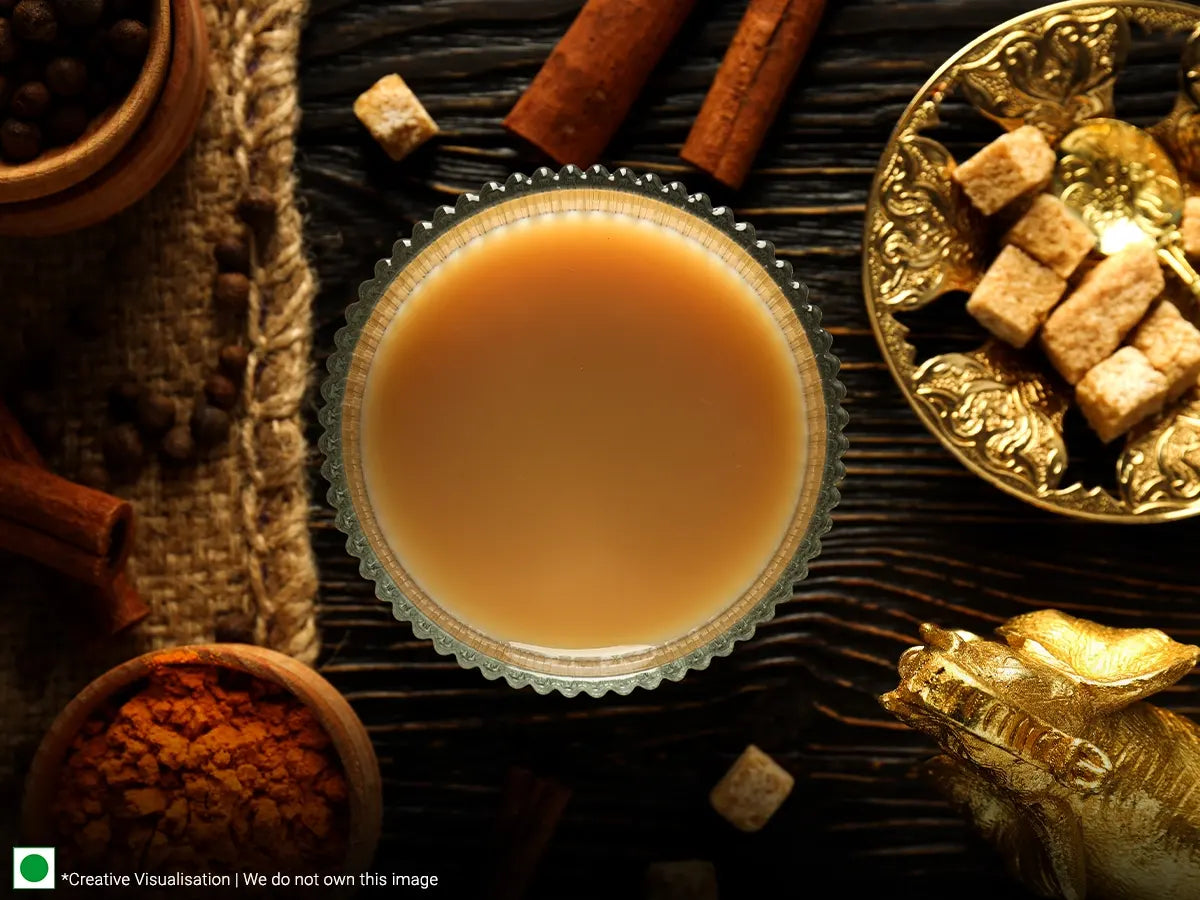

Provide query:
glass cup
left=320, top=165, right=847, bottom=696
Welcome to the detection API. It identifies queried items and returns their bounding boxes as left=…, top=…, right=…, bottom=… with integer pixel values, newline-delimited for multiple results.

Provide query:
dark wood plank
left=298, top=1, right=1200, bottom=896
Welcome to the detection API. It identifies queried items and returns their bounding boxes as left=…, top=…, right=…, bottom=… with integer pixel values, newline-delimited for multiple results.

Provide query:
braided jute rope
left=0, top=0, right=318, bottom=810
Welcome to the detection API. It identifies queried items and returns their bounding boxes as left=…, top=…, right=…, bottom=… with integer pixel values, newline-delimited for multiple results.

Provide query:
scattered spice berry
left=12, top=0, right=58, bottom=44
left=218, top=344, right=249, bottom=380
left=101, top=422, right=144, bottom=480
left=213, top=235, right=250, bottom=274
left=203, top=373, right=238, bottom=411
left=45, top=56, right=87, bottom=97
left=52, top=0, right=105, bottom=28
left=0, top=118, right=41, bottom=161
left=213, top=609, right=255, bottom=644
left=107, top=18, right=147, bottom=59
left=46, top=103, right=88, bottom=144
left=190, top=403, right=229, bottom=448
left=213, top=272, right=250, bottom=311
left=135, top=391, right=174, bottom=437
left=107, top=380, right=141, bottom=421
left=76, top=462, right=109, bottom=490
left=11, top=80, right=51, bottom=118
left=160, top=424, right=194, bottom=462
left=236, top=186, right=277, bottom=234
left=52, top=665, right=350, bottom=875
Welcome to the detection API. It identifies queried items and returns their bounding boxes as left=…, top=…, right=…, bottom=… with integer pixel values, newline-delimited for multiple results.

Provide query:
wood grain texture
left=297, top=1, right=1200, bottom=896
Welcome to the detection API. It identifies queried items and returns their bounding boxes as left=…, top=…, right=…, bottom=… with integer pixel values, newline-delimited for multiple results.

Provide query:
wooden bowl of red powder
left=21, top=644, right=381, bottom=884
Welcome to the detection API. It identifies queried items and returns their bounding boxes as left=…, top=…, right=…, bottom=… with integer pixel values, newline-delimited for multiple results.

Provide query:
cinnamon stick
left=487, top=767, right=572, bottom=900
left=91, top=572, right=146, bottom=634
left=681, top=0, right=828, bottom=189
left=0, top=400, right=147, bottom=630
left=0, top=458, right=132, bottom=569
left=504, top=0, right=698, bottom=167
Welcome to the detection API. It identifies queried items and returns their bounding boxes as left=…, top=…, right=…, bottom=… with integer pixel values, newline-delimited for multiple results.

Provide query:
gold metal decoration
left=881, top=610, right=1200, bottom=900
left=1055, top=118, right=1199, bottom=293
left=864, top=1, right=1200, bottom=521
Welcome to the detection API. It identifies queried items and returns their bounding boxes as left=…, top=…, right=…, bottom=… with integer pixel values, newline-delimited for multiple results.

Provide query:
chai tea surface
left=361, top=211, right=806, bottom=650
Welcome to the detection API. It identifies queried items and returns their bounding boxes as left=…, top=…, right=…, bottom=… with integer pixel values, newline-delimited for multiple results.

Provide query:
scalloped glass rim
left=319, top=165, right=848, bottom=697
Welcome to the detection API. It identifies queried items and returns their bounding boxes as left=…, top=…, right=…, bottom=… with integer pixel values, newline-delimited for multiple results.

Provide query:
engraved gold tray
left=864, top=1, right=1200, bottom=522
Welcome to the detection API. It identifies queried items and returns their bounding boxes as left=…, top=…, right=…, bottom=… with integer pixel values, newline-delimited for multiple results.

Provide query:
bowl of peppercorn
left=0, top=0, right=171, bottom=203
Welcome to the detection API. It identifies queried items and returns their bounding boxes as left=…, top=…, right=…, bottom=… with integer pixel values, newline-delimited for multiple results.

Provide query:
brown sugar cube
left=1005, top=194, right=1096, bottom=277
left=709, top=744, right=794, bottom=833
left=951, top=125, right=1056, bottom=215
left=1184, top=197, right=1200, bottom=258
left=1076, top=347, right=1168, bottom=443
left=1130, top=300, right=1200, bottom=401
left=353, top=74, right=439, bottom=162
left=1041, top=245, right=1165, bottom=384
left=966, top=245, right=1066, bottom=348
left=644, top=861, right=719, bottom=900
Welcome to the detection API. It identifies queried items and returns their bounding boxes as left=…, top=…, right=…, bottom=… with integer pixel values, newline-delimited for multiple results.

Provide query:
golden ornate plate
left=864, top=1, right=1200, bottom=522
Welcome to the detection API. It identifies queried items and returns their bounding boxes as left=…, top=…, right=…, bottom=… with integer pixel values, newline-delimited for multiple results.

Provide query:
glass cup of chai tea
left=321, top=166, right=846, bottom=696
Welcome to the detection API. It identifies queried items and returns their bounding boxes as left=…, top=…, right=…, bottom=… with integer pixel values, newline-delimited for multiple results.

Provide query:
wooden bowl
left=21, top=644, right=382, bottom=876
left=0, top=0, right=209, bottom=236
left=0, top=0, right=172, bottom=205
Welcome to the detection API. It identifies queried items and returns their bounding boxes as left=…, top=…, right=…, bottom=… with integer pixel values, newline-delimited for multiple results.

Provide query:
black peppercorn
left=135, top=391, right=174, bottom=436
left=218, top=344, right=250, bottom=380
left=13, top=0, right=58, bottom=44
left=0, top=21, right=18, bottom=66
left=101, top=422, right=145, bottom=480
left=236, top=187, right=277, bottom=233
left=107, top=380, right=141, bottom=421
left=52, top=0, right=104, bottom=27
left=204, top=373, right=238, bottom=411
left=11, top=81, right=51, bottom=118
left=214, top=609, right=255, bottom=644
left=0, top=118, right=41, bottom=162
left=108, top=18, right=147, bottom=59
left=213, top=235, right=250, bottom=274
left=160, top=424, right=194, bottom=462
left=190, top=403, right=230, bottom=448
left=45, top=57, right=87, bottom=97
left=214, top=272, right=250, bottom=311
left=46, top=104, right=88, bottom=144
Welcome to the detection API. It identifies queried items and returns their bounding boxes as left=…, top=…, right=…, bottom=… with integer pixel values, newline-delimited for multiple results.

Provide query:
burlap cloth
left=0, top=0, right=318, bottom=832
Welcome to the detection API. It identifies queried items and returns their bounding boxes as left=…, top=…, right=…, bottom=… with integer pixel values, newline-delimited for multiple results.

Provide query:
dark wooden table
left=298, top=1, right=1200, bottom=896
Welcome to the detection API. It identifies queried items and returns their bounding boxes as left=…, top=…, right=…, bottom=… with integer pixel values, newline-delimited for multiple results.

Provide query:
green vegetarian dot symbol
left=20, top=853, right=49, bottom=883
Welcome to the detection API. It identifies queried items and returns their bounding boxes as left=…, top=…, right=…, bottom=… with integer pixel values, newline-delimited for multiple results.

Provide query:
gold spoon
left=1053, top=118, right=1199, bottom=299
